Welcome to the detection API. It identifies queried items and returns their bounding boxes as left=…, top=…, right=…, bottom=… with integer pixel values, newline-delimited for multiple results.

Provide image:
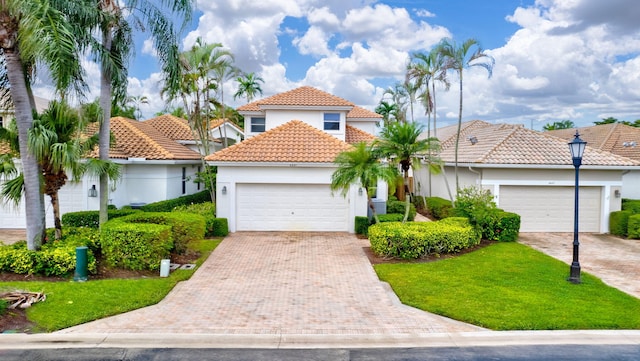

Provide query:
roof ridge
left=600, top=123, right=619, bottom=151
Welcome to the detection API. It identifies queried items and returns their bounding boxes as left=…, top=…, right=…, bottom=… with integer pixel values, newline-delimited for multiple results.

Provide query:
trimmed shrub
left=61, top=209, right=140, bottom=228
left=140, top=190, right=212, bottom=212
left=628, top=214, right=640, bottom=239
left=425, top=197, right=453, bottom=220
left=386, top=199, right=416, bottom=221
left=492, top=211, right=521, bottom=242
left=368, top=219, right=480, bottom=259
left=211, top=218, right=229, bottom=237
left=101, top=220, right=173, bottom=270
left=173, top=202, right=216, bottom=237
left=355, top=216, right=369, bottom=235
left=622, top=199, right=640, bottom=214
left=118, top=212, right=206, bottom=254
left=377, top=213, right=404, bottom=223
left=610, top=210, right=633, bottom=237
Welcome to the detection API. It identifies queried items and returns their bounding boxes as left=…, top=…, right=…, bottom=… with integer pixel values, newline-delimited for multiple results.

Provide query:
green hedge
left=211, top=218, right=229, bottom=237
left=610, top=210, right=633, bottom=237
left=61, top=209, right=141, bottom=228
left=412, top=195, right=426, bottom=211
left=355, top=216, right=369, bottom=235
left=481, top=211, right=521, bottom=242
left=377, top=213, right=404, bottom=223
left=622, top=199, right=640, bottom=214
left=368, top=218, right=480, bottom=259
left=100, top=221, right=173, bottom=271
left=386, top=199, right=416, bottom=221
left=140, top=190, right=212, bottom=212
left=173, top=202, right=217, bottom=237
left=425, top=197, right=453, bottom=220
left=118, top=212, right=205, bottom=254
left=628, top=214, right=640, bottom=239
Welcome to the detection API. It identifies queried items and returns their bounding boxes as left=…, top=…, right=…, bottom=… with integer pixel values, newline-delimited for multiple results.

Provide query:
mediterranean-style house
left=415, top=121, right=640, bottom=233
left=206, top=86, right=381, bottom=233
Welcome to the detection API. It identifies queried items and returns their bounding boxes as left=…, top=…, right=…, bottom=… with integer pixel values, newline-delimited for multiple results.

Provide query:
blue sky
left=47, top=0, right=640, bottom=130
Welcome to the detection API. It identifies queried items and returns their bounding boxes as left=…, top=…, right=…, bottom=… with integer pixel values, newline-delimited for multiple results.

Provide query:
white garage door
left=236, top=183, right=349, bottom=231
left=499, top=186, right=601, bottom=232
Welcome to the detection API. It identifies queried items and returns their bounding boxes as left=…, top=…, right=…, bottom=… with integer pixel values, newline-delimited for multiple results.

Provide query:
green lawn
left=0, top=239, right=220, bottom=332
left=374, top=242, right=640, bottom=330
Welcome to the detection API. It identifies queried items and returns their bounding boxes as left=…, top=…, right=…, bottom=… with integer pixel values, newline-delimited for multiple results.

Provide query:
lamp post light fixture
left=568, top=131, right=587, bottom=284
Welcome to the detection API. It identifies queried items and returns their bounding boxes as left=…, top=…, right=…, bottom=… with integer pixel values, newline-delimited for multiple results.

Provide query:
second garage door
left=499, top=185, right=601, bottom=232
left=236, top=183, right=349, bottom=231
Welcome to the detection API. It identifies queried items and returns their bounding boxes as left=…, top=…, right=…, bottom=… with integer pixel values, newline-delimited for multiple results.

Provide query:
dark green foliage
left=425, top=196, right=453, bottom=220
left=610, top=210, right=633, bottom=237
left=622, top=199, right=640, bottom=214
left=355, top=216, right=369, bottom=235
left=173, top=202, right=216, bottom=237
left=0, top=299, right=7, bottom=315
left=491, top=212, right=521, bottom=242
left=139, top=190, right=212, bottom=212
left=211, top=218, right=229, bottom=237
left=100, top=221, right=173, bottom=271
left=628, top=214, right=640, bottom=239
left=453, top=187, right=520, bottom=241
left=412, top=195, right=426, bottom=211
left=386, top=199, right=416, bottom=221
left=368, top=219, right=480, bottom=259
left=377, top=213, right=404, bottom=223
left=61, top=209, right=141, bottom=228
left=118, top=212, right=205, bottom=254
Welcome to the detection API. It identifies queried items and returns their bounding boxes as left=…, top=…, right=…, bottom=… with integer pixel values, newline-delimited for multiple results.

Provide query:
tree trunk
left=99, top=29, right=113, bottom=227
left=51, top=190, right=62, bottom=240
left=454, top=71, right=463, bottom=193
left=4, top=48, right=45, bottom=250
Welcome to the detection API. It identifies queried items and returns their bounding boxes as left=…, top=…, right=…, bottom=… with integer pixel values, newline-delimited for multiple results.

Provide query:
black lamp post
left=568, top=131, right=586, bottom=284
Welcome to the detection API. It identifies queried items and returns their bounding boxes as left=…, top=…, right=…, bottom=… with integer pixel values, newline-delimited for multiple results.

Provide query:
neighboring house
left=415, top=121, right=640, bottom=233
left=546, top=123, right=640, bottom=199
left=0, top=95, right=49, bottom=129
left=145, top=114, right=221, bottom=154
left=206, top=86, right=381, bottom=233
left=210, top=118, right=244, bottom=146
left=0, top=116, right=203, bottom=228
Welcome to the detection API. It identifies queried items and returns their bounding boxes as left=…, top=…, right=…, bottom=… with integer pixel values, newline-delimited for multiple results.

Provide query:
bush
left=355, top=216, right=369, bottom=235
left=491, top=211, right=521, bottom=242
left=386, top=199, right=416, bottom=221
left=368, top=219, right=480, bottom=259
left=61, top=209, right=140, bottom=228
left=377, top=213, right=404, bottom=223
left=610, top=210, right=633, bottom=237
left=211, top=218, right=229, bottom=237
left=412, top=195, right=426, bottom=212
left=622, top=199, right=640, bottom=214
left=628, top=214, right=640, bottom=239
left=100, top=220, right=173, bottom=271
left=173, top=202, right=216, bottom=237
left=140, top=190, right=212, bottom=212
left=425, top=197, right=453, bottom=220
left=118, top=212, right=205, bottom=254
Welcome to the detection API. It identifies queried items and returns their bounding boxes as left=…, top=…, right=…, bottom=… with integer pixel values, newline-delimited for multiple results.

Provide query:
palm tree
left=543, top=120, right=575, bottom=131
left=331, top=142, right=398, bottom=224
left=0, top=0, right=88, bottom=250
left=382, top=83, right=408, bottom=123
left=438, top=38, right=494, bottom=192
left=377, top=122, right=441, bottom=222
left=127, top=94, right=149, bottom=120
left=375, top=101, right=399, bottom=128
left=234, top=72, right=264, bottom=103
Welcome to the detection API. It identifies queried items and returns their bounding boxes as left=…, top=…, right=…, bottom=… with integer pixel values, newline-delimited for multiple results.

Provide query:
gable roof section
left=108, top=117, right=201, bottom=160
left=546, top=123, right=640, bottom=161
left=435, top=121, right=639, bottom=166
left=345, top=125, right=377, bottom=144
left=347, top=106, right=382, bottom=119
left=145, top=114, right=196, bottom=142
left=209, top=118, right=244, bottom=133
left=206, top=120, right=352, bottom=163
left=237, top=86, right=354, bottom=112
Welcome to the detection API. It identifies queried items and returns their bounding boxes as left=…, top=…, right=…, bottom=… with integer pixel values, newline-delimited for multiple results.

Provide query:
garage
left=498, top=185, right=602, bottom=232
left=236, top=183, right=350, bottom=232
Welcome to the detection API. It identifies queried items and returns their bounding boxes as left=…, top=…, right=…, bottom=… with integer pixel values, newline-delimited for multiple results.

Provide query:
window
left=181, top=167, right=186, bottom=194
left=251, top=117, right=265, bottom=133
left=323, top=113, right=340, bottom=131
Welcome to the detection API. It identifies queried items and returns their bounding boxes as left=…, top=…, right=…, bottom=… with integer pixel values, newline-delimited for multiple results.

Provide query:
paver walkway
left=58, top=232, right=482, bottom=335
left=518, top=232, right=640, bottom=299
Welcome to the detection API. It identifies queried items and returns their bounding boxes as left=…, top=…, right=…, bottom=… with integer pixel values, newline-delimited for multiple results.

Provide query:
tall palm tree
left=382, top=83, right=408, bottom=123
left=375, top=101, right=399, bottom=128
left=234, top=72, right=264, bottom=103
left=0, top=0, right=88, bottom=250
left=438, top=38, right=494, bottom=192
left=331, top=142, right=398, bottom=224
left=377, top=121, right=441, bottom=222
left=127, top=94, right=149, bottom=120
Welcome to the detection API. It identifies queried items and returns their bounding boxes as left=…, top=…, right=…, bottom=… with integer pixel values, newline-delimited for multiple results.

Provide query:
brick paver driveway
left=58, top=232, right=482, bottom=335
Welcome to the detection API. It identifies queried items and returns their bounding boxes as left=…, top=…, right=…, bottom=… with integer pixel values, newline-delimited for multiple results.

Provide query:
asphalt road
left=1, top=345, right=639, bottom=361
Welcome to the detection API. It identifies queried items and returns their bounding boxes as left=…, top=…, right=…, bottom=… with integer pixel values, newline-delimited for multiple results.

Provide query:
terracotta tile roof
left=347, top=106, right=382, bottom=119
left=435, top=121, right=639, bottom=166
left=546, top=123, right=640, bottom=161
left=206, top=120, right=353, bottom=163
left=145, top=114, right=196, bottom=141
left=210, top=118, right=242, bottom=130
left=107, top=117, right=201, bottom=160
left=345, top=125, right=377, bottom=144
left=237, top=86, right=354, bottom=112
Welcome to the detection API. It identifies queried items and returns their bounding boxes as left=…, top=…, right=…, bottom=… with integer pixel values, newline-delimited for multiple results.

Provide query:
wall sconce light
left=358, top=188, right=363, bottom=196
left=468, top=136, right=478, bottom=145
left=221, top=186, right=227, bottom=195
left=88, top=185, right=98, bottom=197
left=614, top=189, right=621, bottom=198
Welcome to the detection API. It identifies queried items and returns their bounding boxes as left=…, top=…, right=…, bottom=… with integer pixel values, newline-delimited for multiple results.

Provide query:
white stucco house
left=415, top=121, right=640, bottom=233
left=206, top=86, right=382, bottom=233
left=0, top=116, right=204, bottom=228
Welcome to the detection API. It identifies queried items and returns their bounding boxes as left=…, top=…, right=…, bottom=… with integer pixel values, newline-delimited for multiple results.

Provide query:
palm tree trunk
left=368, top=195, right=380, bottom=224
left=99, top=29, right=113, bottom=226
left=51, top=190, right=62, bottom=240
left=454, top=71, right=463, bottom=193
left=4, top=48, right=45, bottom=250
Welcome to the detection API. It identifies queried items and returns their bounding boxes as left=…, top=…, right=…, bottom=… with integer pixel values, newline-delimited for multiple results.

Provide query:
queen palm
left=0, top=0, right=88, bottom=250
left=377, top=121, right=440, bottom=222
left=234, top=72, right=264, bottom=103
left=438, top=38, right=494, bottom=192
left=331, top=142, right=398, bottom=224
left=375, top=101, right=399, bottom=128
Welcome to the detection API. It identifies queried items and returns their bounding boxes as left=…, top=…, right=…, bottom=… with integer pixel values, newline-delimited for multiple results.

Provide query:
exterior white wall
left=346, top=119, right=378, bottom=135
left=622, top=171, right=640, bottom=199
left=210, top=123, right=243, bottom=145
left=216, top=165, right=366, bottom=233
left=245, top=109, right=347, bottom=141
